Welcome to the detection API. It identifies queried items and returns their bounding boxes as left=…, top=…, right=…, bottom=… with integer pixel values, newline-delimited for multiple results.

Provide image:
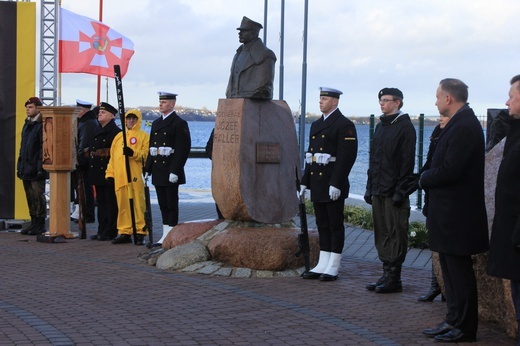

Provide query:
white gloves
left=315, top=153, right=331, bottom=165
left=329, top=186, right=341, bottom=201
left=320, top=153, right=331, bottom=165
left=299, top=185, right=307, bottom=199
left=169, top=173, right=178, bottom=184
left=158, top=147, right=174, bottom=156
left=151, top=147, right=174, bottom=156
left=305, top=153, right=313, bottom=164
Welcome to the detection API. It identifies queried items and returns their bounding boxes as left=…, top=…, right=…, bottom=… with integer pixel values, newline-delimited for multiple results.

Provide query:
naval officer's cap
left=158, top=91, right=177, bottom=100
left=99, top=102, right=118, bottom=115
left=237, top=16, right=263, bottom=31
left=319, top=87, right=343, bottom=99
left=76, top=99, right=93, bottom=109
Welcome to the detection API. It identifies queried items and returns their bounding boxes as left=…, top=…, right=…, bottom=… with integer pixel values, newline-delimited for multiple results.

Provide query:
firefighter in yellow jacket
left=106, top=109, right=150, bottom=245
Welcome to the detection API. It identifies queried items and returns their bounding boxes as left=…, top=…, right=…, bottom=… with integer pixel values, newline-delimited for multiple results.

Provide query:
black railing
left=189, top=147, right=207, bottom=158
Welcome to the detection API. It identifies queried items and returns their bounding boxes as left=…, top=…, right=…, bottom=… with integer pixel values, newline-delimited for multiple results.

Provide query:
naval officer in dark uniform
left=144, top=92, right=191, bottom=245
left=300, top=87, right=358, bottom=281
left=87, top=102, right=121, bottom=240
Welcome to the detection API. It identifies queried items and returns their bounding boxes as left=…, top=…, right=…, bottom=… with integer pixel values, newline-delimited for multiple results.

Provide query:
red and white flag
left=59, top=8, right=135, bottom=78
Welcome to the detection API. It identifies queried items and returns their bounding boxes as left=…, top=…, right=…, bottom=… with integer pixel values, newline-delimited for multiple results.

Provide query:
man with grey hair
left=421, top=78, right=488, bottom=343
left=487, top=74, right=520, bottom=346
left=225, top=16, right=276, bottom=100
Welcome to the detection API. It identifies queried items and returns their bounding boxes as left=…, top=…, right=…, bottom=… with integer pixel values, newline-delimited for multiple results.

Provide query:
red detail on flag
left=59, top=8, right=134, bottom=78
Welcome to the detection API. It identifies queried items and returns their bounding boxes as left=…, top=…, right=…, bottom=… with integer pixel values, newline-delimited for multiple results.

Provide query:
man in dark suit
left=300, top=87, right=358, bottom=281
left=420, top=78, right=488, bottom=343
left=225, top=16, right=276, bottom=100
left=145, top=92, right=191, bottom=245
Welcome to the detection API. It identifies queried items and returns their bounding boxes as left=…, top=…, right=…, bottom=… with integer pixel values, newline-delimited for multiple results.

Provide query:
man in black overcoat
left=420, top=79, right=488, bottom=343
left=487, top=74, right=520, bottom=346
left=86, top=102, right=121, bottom=241
left=144, top=92, right=191, bottom=245
left=300, top=87, right=358, bottom=281
left=70, top=99, right=98, bottom=223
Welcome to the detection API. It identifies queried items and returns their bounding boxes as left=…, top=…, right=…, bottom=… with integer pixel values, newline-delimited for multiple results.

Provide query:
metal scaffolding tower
left=39, top=0, right=58, bottom=106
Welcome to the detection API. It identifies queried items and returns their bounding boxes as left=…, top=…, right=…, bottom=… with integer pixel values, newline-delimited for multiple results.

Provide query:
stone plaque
left=256, top=142, right=280, bottom=163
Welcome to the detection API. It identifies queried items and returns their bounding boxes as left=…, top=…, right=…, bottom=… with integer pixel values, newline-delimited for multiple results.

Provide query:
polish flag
left=59, top=8, right=135, bottom=78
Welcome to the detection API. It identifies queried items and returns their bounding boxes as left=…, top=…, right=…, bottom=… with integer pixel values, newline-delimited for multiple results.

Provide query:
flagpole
left=96, top=0, right=104, bottom=104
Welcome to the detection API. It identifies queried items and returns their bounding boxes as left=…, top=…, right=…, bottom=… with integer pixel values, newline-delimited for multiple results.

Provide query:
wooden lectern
left=40, top=107, right=78, bottom=238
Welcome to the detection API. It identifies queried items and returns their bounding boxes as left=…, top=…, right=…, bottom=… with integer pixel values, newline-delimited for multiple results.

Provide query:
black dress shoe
left=422, top=321, right=453, bottom=337
left=111, top=234, right=132, bottom=244
left=90, top=235, right=99, bottom=240
left=98, top=236, right=111, bottom=241
left=319, top=274, right=338, bottom=281
left=301, top=271, right=321, bottom=279
left=434, top=328, right=476, bottom=343
left=418, top=287, right=444, bottom=302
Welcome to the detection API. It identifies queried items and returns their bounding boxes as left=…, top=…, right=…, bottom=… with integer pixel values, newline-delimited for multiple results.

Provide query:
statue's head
left=236, top=16, right=262, bottom=44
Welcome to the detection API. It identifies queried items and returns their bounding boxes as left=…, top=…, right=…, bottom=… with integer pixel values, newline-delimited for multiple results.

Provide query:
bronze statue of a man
left=226, top=16, right=276, bottom=100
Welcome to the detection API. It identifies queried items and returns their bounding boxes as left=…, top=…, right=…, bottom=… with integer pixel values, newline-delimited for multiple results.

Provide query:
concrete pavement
left=0, top=190, right=514, bottom=345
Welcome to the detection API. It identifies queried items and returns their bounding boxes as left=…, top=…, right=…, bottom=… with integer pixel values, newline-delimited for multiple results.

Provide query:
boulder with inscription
left=211, top=98, right=300, bottom=223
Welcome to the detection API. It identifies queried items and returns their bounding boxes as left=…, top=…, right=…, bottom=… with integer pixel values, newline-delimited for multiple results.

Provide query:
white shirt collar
left=322, top=107, right=338, bottom=120
left=162, top=110, right=174, bottom=120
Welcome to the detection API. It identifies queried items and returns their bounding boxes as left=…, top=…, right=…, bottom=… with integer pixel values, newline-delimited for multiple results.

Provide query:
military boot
left=366, top=262, right=390, bottom=291
left=21, top=216, right=36, bottom=235
left=28, top=217, right=46, bottom=235
left=375, top=265, right=402, bottom=293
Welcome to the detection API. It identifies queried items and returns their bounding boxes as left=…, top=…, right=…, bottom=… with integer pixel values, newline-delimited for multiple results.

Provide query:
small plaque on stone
left=256, top=142, right=280, bottom=163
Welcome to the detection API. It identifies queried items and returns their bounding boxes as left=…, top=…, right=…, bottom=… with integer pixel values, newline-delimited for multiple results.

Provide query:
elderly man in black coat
left=87, top=102, right=121, bottom=241
left=488, top=74, right=520, bottom=346
left=420, top=79, right=488, bottom=343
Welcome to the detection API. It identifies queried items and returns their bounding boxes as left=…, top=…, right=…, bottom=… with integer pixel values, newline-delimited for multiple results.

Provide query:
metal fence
left=367, top=113, right=487, bottom=210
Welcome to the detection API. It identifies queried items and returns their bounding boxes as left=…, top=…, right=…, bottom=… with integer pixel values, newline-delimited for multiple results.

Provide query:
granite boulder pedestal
left=211, top=98, right=300, bottom=223
left=153, top=98, right=318, bottom=273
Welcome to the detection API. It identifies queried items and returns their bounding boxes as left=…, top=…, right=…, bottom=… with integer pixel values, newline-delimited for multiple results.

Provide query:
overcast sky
left=43, top=0, right=520, bottom=117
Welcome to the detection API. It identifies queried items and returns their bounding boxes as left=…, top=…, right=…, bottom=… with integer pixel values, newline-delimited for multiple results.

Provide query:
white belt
left=306, top=153, right=336, bottom=165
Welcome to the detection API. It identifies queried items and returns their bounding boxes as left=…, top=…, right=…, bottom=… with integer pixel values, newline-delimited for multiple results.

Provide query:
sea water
left=142, top=121, right=436, bottom=207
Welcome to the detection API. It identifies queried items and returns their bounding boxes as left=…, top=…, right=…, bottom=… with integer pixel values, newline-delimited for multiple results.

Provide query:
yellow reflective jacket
left=106, top=109, right=150, bottom=191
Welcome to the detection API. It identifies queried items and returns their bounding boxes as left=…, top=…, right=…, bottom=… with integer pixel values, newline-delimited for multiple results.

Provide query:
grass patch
left=302, top=199, right=428, bottom=249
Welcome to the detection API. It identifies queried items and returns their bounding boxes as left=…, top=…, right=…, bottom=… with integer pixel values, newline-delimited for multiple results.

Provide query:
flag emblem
left=59, top=8, right=134, bottom=78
